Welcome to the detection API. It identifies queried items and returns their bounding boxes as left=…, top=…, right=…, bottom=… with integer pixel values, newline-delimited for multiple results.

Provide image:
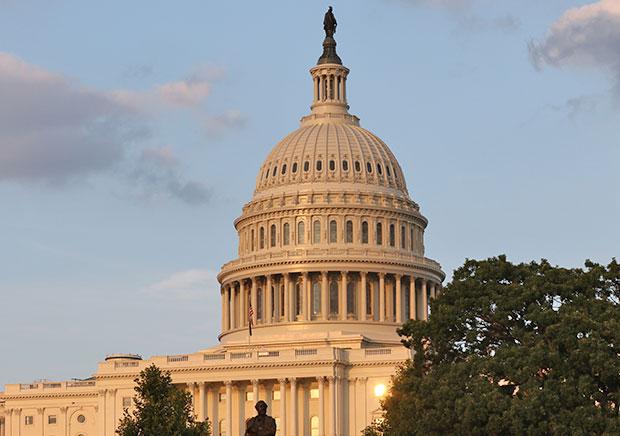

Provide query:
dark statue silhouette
left=244, top=400, right=276, bottom=436
left=324, top=6, right=337, bottom=37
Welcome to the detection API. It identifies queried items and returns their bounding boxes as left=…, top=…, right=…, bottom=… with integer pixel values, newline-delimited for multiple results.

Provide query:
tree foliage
left=116, top=364, right=210, bottom=436
left=375, top=256, right=620, bottom=436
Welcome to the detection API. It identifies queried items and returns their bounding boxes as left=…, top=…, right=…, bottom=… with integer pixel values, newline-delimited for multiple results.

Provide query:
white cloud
left=0, top=52, right=236, bottom=204
left=204, top=110, right=247, bottom=137
left=145, top=268, right=220, bottom=300
left=529, top=0, right=620, bottom=95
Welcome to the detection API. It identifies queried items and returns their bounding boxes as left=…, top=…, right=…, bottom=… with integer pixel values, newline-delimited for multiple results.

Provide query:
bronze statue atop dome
left=324, top=6, right=337, bottom=37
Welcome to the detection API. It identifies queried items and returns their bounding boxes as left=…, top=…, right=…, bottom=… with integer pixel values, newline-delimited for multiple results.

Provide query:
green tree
left=116, top=364, right=211, bottom=436
left=374, top=256, right=620, bottom=436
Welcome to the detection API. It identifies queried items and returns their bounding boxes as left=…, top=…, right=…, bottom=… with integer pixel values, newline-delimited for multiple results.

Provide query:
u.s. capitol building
left=0, top=10, right=444, bottom=436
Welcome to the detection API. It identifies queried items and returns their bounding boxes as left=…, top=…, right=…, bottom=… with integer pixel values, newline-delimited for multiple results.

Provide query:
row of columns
left=313, top=73, right=346, bottom=103
left=2, top=406, right=70, bottom=436
left=186, top=376, right=355, bottom=436
left=222, top=273, right=441, bottom=332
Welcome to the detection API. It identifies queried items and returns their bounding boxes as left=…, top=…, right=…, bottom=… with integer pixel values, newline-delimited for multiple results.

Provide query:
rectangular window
left=272, top=390, right=281, bottom=400
left=246, top=391, right=254, bottom=402
left=310, top=388, right=320, bottom=399
left=219, top=392, right=227, bottom=402
left=48, top=415, right=57, bottom=425
left=123, top=397, right=132, bottom=408
left=25, top=416, right=34, bottom=425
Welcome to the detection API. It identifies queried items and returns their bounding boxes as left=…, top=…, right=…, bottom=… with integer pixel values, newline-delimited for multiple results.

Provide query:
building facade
left=0, top=13, right=444, bottom=436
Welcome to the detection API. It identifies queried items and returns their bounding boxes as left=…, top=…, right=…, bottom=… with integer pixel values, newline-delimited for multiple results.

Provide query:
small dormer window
left=282, top=164, right=287, bottom=175
left=342, top=160, right=349, bottom=171
left=316, top=160, right=323, bottom=171
left=272, top=166, right=278, bottom=176
left=292, top=162, right=298, bottom=173
left=355, top=161, right=361, bottom=172
left=377, top=163, right=383, bottom=175
left=304, top=161, right=310, bottom=172
left=366, top=162, right=372, bottom=173
left=329, top=160, right=335, bottom=171
left=386, top=166, right=391, bottom=177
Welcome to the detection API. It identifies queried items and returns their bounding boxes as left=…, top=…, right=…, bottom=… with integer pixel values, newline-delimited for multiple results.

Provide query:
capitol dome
left=218, top=23, right=444, bottom=346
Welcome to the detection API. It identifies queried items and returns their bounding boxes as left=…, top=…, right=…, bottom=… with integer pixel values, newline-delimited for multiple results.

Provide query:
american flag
left=248, top=304, right=254, bottom=336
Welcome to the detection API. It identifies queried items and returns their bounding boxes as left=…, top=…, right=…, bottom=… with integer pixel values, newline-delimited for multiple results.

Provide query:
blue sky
left=1, top=0, right=618, bottom=388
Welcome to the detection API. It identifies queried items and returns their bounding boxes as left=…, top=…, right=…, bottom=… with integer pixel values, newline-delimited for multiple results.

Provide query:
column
left=239, top=280, right=246, bottom=327
left=328, top=376, right=336, bottom=436
left=395, top=274, right=402, bottom=323
left=198, top=382, right=206, bottom=421
left=409, top=277, right=416, bottom=320
left=251, top=277, right=258, bottom=325
left=38, top=408, right=44, bottom=436
left=290, top=378, right=298, bottom=436
left=225, top=381, right=232, bottom=436
left=266, top=275, right=273, bottom=323
left=340, top=271, right=348, bottom=320
left=252, top=379, right=259, bottom=402
left=321, top=271, right=328, bottom=320
left=317, top=377, right=325, bottom=436
left=422, top=279, right=428, bottom=321
left=274, top=277, right=280, bottom=322
left=314, top=76, right=318, bottom=102
left=61, top=406, right=68, bottom=436
left=284, top=273, right=291, bottom=322
left=109, top=388, right=117, bottom=432
left=209, top=388, right=219, bottom=436
left=379, top=273, right=386, bottom=322
left=336, top=376, right=344, bottom=436
left=302, top=273, right=309, bottom=321
left=278, top=379, right=287, bottom=436
left=360, top=272, right=367, bottom=321
left=222, top=287, right=228, bottom=332
left=98, top=389, right=106, bottom=436
left=6, top=410, right=12, bottom=436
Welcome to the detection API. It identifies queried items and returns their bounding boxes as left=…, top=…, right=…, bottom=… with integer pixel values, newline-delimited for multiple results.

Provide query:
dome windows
left=346, top=220, right=353, bottom=243
left=361, top=221, right=369, bottom=244
left=386, top=166, right=391, bottom=177
left=297, top=221, right=305, bottom=244
left=272, top=166, right=278, bottom=177
left=304, top=161, right=310, bottom=172
left=329, top=220, right=337, bottom=243
left=329, top=160, right=336, bottom=171
left=281, top=164, right=287, bottom=175
left=270, top=224, right=277, bottom=247
left=355, top=161, right=361, bottom=172
left=313, top=220, right=321, bottom=244
left=377, top=163, right=383, bottom=175
left=376, top=223, right=383, bottom=245
left=259, top=227, right=265, bottom=249
left=389, top=224, right=395, bottom=247
left=283, top=223, right=290, bottom=245
left=292, top=162, right=298, bottom=173
left=342, top=160, right=349, bottom=171
left=366, top=162, right=373, bottom=173
left=316, top=160, right=323, bottom=171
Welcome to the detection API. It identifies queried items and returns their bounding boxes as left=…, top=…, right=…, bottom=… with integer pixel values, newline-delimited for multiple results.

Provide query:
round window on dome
left=281, top=164, right=287, bottom=175
left=316, top=160, right=323, bottom=171
left=329, top=160, right=335, bottom=171
left=355, top=161, right=361, bottom=172
left=342, top=160, right=349, bottom=171
left=366, top=162, right=372, bottom=173
left=77, top=415, right=86, bottom=424
left=304, top=161, right=310, bottom=172
left=272, top=166, right=278, bottom=177
left=292, top=162, right=298, bottom=173
left=377, top=163, right=383, bottom=175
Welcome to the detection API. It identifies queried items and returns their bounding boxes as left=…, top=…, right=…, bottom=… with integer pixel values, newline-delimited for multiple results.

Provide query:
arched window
left=410, top=226, right=415, bottom=251
left=257, top=288, right=263, bottom=320
left=329, top=278, right=339, bottom=316
left=259, top=227, right=265, bottom=249
left=311, top=416, right=319, bottom=436
left=312, top=280, right=321, bottom=317
left=362, top=221, right=369, bottom=244
left=219, top=419, right=226, bottom=436
left=389, top=224, right=395, bottom=247
left=295, top=282, right=302, bottom=317
left=297, top=221, right=305, bottom=244
left=313, top=220, right=321, bottom=244
left=251, top=229, right=255, bottom=251
left=329, top=220, right=337, bottom=243
left=347, top=280, right=356, bottom=316
left=376, top=223, right=383, bottom=245
left=271, top=285, right=276, bottom=319
left=401, top=225, right=406, bottom=249
left=366, top=281, right=373, bottom=316
left=283, top=223, right=290, bottom=246
left=270, top=224, right=277, bottom=247
left=345, top=220, right=353, bottom=243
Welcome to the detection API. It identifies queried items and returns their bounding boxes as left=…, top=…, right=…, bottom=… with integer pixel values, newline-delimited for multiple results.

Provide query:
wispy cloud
left=0, top=53, right=240, bottom=204
left=144, top=268, right=219, bottom=300
left=529, top=0, right=620, bottom=97
left=204, top=110, right=248, bottom=138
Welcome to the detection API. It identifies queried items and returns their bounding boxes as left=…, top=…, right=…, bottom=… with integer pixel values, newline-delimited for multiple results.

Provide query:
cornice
left=2, top=391, right=97, bottom=401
